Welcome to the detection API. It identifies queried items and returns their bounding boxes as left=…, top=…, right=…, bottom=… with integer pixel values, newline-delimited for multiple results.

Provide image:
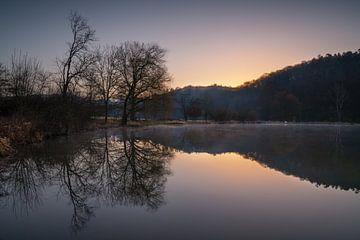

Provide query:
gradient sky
left=1, top=0, right=360, bottom=87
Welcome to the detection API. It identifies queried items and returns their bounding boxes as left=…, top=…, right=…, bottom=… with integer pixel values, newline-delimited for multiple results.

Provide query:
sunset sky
left=1, top=0, right=360, bottom=87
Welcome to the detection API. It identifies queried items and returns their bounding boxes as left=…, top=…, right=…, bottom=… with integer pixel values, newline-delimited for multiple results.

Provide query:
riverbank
left=0, top=117, right=116, bottom=157
left=1, top=118, right=358, bottom=158
left=0, top=117, right=187, bottom=157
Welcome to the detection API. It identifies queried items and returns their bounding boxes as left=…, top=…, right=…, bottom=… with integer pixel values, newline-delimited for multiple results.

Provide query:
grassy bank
left=0, top=117, right=120, bottom=157
left=0, top=117, right=172, bottom=157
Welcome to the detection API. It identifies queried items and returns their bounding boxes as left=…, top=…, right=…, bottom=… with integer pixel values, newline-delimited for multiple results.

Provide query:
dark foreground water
left=1, top=124, right=360, bottom=240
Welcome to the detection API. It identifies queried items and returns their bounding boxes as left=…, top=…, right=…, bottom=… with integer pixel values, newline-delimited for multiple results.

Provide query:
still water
left=1, top=124, right=360, bottom=239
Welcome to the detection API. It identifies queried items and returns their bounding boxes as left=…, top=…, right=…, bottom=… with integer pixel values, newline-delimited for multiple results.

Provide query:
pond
left=1, top=124, right=360, bottom=239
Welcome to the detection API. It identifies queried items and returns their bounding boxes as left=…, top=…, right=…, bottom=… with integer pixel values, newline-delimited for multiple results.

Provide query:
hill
left=166, top=50, right=360, bottom=122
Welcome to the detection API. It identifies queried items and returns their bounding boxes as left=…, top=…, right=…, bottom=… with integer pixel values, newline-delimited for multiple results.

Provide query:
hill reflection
left=137, top=124, right=360, bottom=193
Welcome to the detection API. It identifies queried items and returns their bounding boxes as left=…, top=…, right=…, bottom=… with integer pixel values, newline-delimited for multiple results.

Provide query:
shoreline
left=1, top=119, right=359, bottom=158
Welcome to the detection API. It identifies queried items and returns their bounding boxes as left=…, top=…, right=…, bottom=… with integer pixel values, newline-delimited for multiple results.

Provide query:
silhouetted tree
left=57, top=11, right=96, bottom=98
left=116, top=42, right=171, bottom=125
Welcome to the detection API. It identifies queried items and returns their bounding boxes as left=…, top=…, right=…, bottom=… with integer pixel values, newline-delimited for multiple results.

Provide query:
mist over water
left=1, top=124, right=360, bottom=239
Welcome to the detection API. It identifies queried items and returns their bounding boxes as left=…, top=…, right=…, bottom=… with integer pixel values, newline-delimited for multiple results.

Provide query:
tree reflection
left=0, top=153, right=47, bottom=214
left=0, top=129, right=173, bottom=233
left=4, top=125, right=358, bottom=235
left=57, top=151, right=96, bottom=233
left=138, top=125, right=360, bottom=192
left=91, top=130, right=172, bottom=210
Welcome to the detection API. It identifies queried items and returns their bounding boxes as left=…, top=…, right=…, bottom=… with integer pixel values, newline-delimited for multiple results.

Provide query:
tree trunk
left=130, top=110, right=135, bottom=121
left=183, top=109, right=188, bottom=121
left=336, top=106, right=342, bottom=122
left=129, top=98, right=135, bottom=121
left=122, top=99, right=128, bottom=126
left=105, top=100, right=108, bottom=124
left=61, top=86, right=67, bottom=98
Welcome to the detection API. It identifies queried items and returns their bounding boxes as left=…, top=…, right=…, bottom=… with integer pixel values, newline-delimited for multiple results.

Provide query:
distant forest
left=167, top=51, right=360, bottom=122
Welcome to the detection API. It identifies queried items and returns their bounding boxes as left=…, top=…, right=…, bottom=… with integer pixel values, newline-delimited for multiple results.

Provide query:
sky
left=1, top=0, right=360, bottom=88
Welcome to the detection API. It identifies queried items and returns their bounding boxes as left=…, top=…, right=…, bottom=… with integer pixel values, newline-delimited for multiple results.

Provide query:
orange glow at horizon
left=167, top=45, right=359, bottom=88
left=1, top=1, right=360, bottom=89
left=171, top=152, right=317, bottom=192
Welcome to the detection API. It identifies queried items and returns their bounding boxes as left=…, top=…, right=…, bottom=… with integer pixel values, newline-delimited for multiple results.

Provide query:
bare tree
left=116, top=42, right=171, bottom=125
left=8, top=51, right=48, bottom=97
left=88, top=46, right=120, bottom=123
left=57, top=11, right=96, bottom=98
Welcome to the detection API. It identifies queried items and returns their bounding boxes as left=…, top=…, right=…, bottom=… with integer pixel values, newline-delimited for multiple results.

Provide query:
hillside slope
left=167, top=51, right=360, bottom=122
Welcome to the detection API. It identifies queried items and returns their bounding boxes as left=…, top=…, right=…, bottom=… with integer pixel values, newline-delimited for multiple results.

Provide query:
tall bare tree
left=88, top=46, right=120, bottom=123
left=116, top=42, right=171, bottom=125
left=57, top=11, right=96, bottom=98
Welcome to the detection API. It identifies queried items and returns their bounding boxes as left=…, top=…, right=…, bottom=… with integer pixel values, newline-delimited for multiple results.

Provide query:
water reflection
left=0, top=129, right=172, bottom=233
left=0, top=155, right=45, bottom=214
left=1, top=124, right=360, bottom=237
left=138, top=124, right=360, bottom=192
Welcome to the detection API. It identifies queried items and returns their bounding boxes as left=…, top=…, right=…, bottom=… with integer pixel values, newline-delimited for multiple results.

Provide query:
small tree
left=57, top=11, right=96, bottom=98
left=116, top=42, right=171, bottom=125
left=8, top=51, right=48, bottom=97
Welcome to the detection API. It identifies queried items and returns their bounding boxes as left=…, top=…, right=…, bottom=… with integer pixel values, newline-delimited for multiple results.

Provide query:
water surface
left=1, top=124, right=360, bottom=239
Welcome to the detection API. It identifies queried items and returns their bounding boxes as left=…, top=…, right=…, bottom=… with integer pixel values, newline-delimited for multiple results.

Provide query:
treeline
left=245, top=51, right=360, bottom=122
left=0, top=11, right=171, bottom=150
left=170, top=85, right=251, bottom=122
left=169, top=51, right=360, bottom=122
